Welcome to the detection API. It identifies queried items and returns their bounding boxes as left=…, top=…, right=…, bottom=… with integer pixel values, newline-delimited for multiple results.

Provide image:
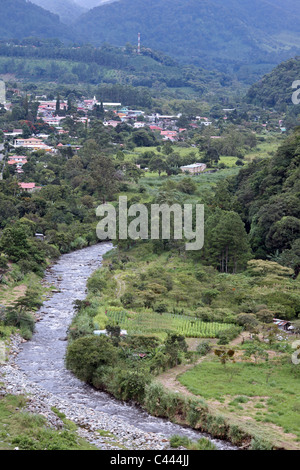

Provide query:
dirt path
left=113, top=273, right=126, bottom=298
left=156, top=332, right=249, bottom=397
left=155, top=357, right=205, bottom=398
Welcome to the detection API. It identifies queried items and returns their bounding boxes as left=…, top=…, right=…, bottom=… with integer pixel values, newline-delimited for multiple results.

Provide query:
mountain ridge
left=73, top=0, right=300, bottom=81
left=29, top=0, right=86, bottom=24
left=0, top=0, right=76, bottom=43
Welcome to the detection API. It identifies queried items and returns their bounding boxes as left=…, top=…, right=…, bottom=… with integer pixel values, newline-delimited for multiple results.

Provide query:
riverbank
left=0, top=243, right=237, bottom=451
left=0, top=333, right=171, bottom=450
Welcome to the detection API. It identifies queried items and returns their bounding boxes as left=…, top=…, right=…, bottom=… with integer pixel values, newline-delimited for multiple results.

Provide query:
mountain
left=74, top=0, right=300, bottom=82
left=246, top=56, right=300, bottom=110
left=30, top=0, right=86, bottom=24
left=0, top=0, right=76, bottom=43
left=74, top=0, right=117, bottom=8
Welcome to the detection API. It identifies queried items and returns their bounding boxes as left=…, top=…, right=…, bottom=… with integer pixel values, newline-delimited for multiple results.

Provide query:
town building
left=180, top=163, right=207, bottom=174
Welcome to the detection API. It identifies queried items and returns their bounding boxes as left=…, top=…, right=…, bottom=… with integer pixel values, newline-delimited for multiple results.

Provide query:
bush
left=69, top=313, right=94, bottom=340
left=217, top=326, right=241, bottom=345
left=202, top=289, right=220, bottom=305
left=144, top=383, right=180, bottom=418
left=120, top=292, right=135, bottom=308
left=236, top=313, right=259, bottom=329
left=17, top=259, right=44, bottom=276
left=0, top=255, right=8, bottom=271
left=4, top=309, right=35, bottom=333
left=195, top=438, right=217, bottom=450
left=154, top=303, right=167, bottom=314
left=169, top=435, right=190, bottom=448
left=205, top=414, right=228, bottom=439
left=197, top=340, right=212, bottom=356
left=250, top=436, right=273, bottom=450
left=10, top=266, right=24, bottom=282
left=255, top=309, right=274, bottom=324
left=194, top=268, right=207, bottom=281
left=186, top=397, right=207, bottom=427
left=65, top=335, right=118, bottom=383
left=228, top=425, right=247, bottom=445
left=20, top=327, right=33, bottom=340
left=87, top=271, right=107, bottom=293
left=105, top=368, right=150, bottom=402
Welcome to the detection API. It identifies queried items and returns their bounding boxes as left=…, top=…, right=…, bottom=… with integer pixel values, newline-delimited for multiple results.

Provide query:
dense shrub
left=169, top=435, right=190, bottom=448
left=217, top=326, right=241, bottom=345
left=197, top=340, right=212, bottom=356
left=4, top=309, right=35, bottom=333
left=250, top=436, right=273, bottom=450
left=105, top=368, right=150, bottom=402
left=65, top=335, right=118, bottom=383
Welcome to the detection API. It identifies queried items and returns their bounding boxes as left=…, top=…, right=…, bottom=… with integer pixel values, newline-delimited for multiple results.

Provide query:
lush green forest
left=0, top=40, right=236, bottom=101
left=0, top=0, right=75, bottom=43
left=1, top=0, right=300, bottom=86
left=246, top=56, right=300, bottom=110
left=233, top=130, right=300, bottom=274
left=74, top=0, right=300, bottom=82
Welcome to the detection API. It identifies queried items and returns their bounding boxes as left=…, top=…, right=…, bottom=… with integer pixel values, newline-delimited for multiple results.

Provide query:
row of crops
left=94, top=308, right=234, bottom=338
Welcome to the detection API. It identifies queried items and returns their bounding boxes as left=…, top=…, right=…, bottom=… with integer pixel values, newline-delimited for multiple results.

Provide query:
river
left=15, top=242, right=236, bottom=450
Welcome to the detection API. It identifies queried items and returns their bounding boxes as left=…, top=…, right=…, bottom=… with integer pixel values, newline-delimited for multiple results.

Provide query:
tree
left=214, top=348, right=235, bottom=367
left=278, top=238, right=300, bottom=278
left=88, top=153, right=120, bottom=203
left=149, top=156, right=167, bottom=176
left=266, top=216, right=300, bottom=252
left=55, top=94, right=61, bottom=115
left=164, top=333, right=188, bottom=367
left=243, top=343, right=269, bottom=364
left=0, top=226, right=32, bottom=262
left=203, top=147, right=219, bottom=166
left=205, top=210, right=251, bottom=273
left=131, top=129, right=156, bottom=147
left=66, top=335, right=118, bottom=383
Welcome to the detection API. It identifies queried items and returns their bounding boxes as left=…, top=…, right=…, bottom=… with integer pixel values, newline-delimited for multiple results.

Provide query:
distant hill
left=74, top=0, right=117, bottom=8
left=246, top=57, right=300, bottom=109
left=0, top=40, right=231, bottom=101
left=74, top=0, right=300, bottom=82
left=0, top=0, right=76, bottom=43
left=30, top=0, right=86, bottom=24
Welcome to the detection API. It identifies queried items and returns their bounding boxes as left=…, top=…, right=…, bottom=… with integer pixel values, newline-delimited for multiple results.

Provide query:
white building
left=180, top=163, right=207, bottom=174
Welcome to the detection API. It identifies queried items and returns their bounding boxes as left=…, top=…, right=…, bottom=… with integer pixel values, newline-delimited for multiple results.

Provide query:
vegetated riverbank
left=1, top=243, right=236, bottom=451
left=0, top=334, right=171, bottom=450
left=65, top=331, right=272, bottom=451
left=0, top=245, right=171, bottom=450
left=64, top=247, right=298, bottom=450
left=65, top=239, right=300, bottom=451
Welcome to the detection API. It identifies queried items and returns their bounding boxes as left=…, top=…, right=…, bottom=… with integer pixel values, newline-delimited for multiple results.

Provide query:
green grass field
left=0, top=395, right=96, bottom=450
left=179, top=358, right=300, bottom=443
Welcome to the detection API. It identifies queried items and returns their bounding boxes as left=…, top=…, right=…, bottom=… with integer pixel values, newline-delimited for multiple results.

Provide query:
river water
left=16, top=242, right=236, bottom=450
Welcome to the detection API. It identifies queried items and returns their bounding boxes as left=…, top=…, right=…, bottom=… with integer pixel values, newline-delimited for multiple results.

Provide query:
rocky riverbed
left=0, top=334, right=170, bottom=450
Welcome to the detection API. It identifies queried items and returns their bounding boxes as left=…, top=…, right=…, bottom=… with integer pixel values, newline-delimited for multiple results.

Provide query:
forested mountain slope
left=232, top=127, right=300, bottom=276
left=0, top=0, right=76, bottom=43
left=29, top=0, right=86, bottom=24
left=74, top=0, right=300, bottom=81
left=246, top=56, right=300, bottom=110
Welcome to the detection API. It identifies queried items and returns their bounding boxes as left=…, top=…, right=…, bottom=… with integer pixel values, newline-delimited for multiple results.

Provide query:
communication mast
left=138, top=33, right=141, bottom=54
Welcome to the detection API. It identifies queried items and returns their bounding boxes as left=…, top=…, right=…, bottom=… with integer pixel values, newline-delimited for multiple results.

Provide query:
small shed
left=273, top=318, right=293, bottom=332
